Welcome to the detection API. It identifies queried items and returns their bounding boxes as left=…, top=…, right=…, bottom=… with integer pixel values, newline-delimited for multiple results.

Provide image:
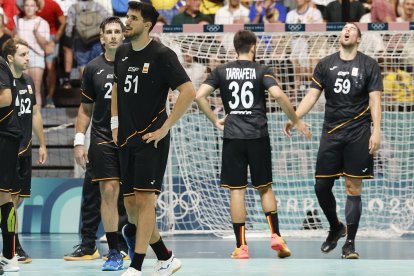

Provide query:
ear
left=6, top=54, right=13, bottom=64
left=145, top=21, right=152, bottom=30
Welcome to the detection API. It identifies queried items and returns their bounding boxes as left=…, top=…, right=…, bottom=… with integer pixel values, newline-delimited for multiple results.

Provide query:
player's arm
left=110, top=82, right=118, bottom=145
left=295, top=88, right=323, bottom=119
left=0, top=88, right=12, bottom=107
left=143, top=81, right=196, bottom=148
left=195, top=84, right=224, bottom=130
left=369, top=91, right=381, bottom=154
left=268, top=86, right=311, bottom=138
left=74, top=102, right=93, bottom=168
left=32, top=104, right=47, bottom=164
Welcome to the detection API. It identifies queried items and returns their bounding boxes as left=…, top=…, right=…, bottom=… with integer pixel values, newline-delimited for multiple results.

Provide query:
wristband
left=111, top=116, right=119, bottom=130
left=74, top=132, right=85, bottom=146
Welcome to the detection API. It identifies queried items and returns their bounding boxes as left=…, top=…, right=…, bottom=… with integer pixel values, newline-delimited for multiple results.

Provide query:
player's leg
left=64, top=166, right=101, bottom=261
left=342, top=126, right=372, bottom=259
left=0, top=136, right=19, bottom=272
left=249, top=136, right=291, bottom=258
left=13, top=155, right=32, bottom=264
left=220, top=138, right=249, bottom=259
left=315, top=132, right=346, bottom=253
left=100, top=179, right=123, bottom=271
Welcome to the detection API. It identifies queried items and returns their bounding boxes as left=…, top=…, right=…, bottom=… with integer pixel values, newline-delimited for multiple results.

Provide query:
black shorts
left=88, top=138, right=120, bottom=183
left=60, top=34, right=73, bottom=48
left=119, top=134, right=170, bottom=196
left=0, top=136, right=19, bottom=193
left=315, top=125, right=373, bottom=179
left=14, top=155, right=32, bottom=197
left=221, top=136, right=273, bottom=189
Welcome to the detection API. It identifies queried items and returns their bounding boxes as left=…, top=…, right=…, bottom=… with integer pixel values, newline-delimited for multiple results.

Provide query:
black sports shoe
left=16, top=246, right=32, bottom=264
left=342, top=240, right=360, bottom=259
left=321, top=222, right=347, bottom=253
left=63, top=244, right=100, bottom=261
left=0, top=264, right=4, bottom=275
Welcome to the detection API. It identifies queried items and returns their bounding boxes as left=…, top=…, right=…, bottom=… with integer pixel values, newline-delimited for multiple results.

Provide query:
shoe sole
left=342, top=253, right=360, bottom=259
left=102, top=256, right=130, bottom=261
left=63, top=255, right=100, bottom=261
left=18, top=258, right=32, bottom=264
left=102, top=266, right=123, bottom=271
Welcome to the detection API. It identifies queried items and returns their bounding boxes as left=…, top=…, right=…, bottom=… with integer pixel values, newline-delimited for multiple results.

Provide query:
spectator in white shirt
left=286, top=0, right=323, bottom=23
left=215, top=0, right=250, bottom=24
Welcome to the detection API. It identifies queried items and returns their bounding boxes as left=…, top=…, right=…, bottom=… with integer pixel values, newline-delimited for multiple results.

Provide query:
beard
left=125, top=28, right=143, bottom=40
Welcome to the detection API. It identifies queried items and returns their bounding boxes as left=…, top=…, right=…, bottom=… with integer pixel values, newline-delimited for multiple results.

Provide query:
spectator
left=55, top=0, right=77, bottom=90
left=313, top=0, right=336, bottom=15
left=0, top=0, right=19, bottom=35
left=65, top=0, right=109, bottom=77
left=36, top=0, right=66, bottom=108
left=324, top=0, right=366, bottom=22
left=397, top=0, right=414, bottom=21
left=286, top=0, right=323, bottom=23
left=171, top=0, right=212, bottom=24
left=16, top=0, right=51, bottom=107
left=200, top=0, right=224, bottom=23
left=371, top=0, right=396, bottom=22
left=0, top=13, right=11, bottom=58
left=383, top=66, right=414, bottom=111
left=214, top=0, right=249, bottom=24
left=153, top=0, right=186, bottom=24
left=249, top=0, right=287, bottom=23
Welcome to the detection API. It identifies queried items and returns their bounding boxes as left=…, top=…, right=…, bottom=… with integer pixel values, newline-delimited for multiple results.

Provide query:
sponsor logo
left=330, top=66, right=338, bottom=71
left=97, top=69, right=104, bottom=75
left=107, top=74, right=114, bottom=79
left=128, top=67, right=139, bottom=72
left=362, top=168, right=368, bottom=172
left=337, top=71, right=349, bottom=77
left=19, top=89, right=27, bottom=95
left=285, top=24, right=305, bottom=32
left=122, top=57, right=128, bottom=62
left=204, top=24, right=223, bottom=33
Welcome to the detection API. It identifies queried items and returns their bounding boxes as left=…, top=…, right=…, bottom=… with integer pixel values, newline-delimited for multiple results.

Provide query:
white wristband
left=74, top=132, right=85, bottom=146
left=111, top=116, right=119, bottom=130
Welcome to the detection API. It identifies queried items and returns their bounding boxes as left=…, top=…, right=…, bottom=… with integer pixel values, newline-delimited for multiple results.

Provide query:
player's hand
left=369, top=131, right=381, bottom=154
left=112, top=128, right=118, bottom=146
left=215, top=118, right=225, bottom=131
left=74, top=145, right=88, bottom=169
left=142, top=126, right=169, bottom=148
left=284, top=120, right=294, bottom=137
left=37, top=145, right=47, bottom=164
left=295, top=120, right=312, bottom=139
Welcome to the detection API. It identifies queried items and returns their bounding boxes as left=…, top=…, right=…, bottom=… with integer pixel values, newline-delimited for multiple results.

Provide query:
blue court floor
left=13, top=234, right=414, bottom=275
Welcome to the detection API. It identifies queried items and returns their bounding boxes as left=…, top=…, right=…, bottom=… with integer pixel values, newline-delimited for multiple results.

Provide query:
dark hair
left=128, top=1, right=159, bottom=32
left=346, top=22, right=362, bottom=38
left=2, top=38, right=29, bottom=60
left=100, top=16, right=126, bottom=33
left=233, top=30, right=257, bottom=55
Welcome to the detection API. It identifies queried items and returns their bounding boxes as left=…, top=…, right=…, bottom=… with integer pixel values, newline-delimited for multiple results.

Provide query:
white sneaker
left=153, top=254, right=182, bottom=276
left=122, top=267, right=142, bottom=276
left=0, top=255, right=20, bottom=272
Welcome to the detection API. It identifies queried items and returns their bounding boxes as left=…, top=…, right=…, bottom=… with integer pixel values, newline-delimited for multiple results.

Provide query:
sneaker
left=270, top=234, right=291, bottom=258
left=16, top=245, right=32, bottom=264
left=63, top=244, right=100, bottom=261
left=103, top=250, right=130, bottom=261
left=62, top=78, right=72, bottom=90
left=0, top=256, right=20, bottom=272
left=230, top=244, right=249, bottom=259
left=153, top=254, right=182, bottom=276
left=122, top=224, right=136, bottom=260
left=321, top=222, right=347, bottom=253
left=122, top=267, right=142, bottom=276
left=342, top=240, right=360, bottom=259
left=102, top=249, right=123, bottom=271
left=0, top=264, right=3, bottom=275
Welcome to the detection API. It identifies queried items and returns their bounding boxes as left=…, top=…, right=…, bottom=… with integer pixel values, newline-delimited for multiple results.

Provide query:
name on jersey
left=226, top=68, right=256, bottom=80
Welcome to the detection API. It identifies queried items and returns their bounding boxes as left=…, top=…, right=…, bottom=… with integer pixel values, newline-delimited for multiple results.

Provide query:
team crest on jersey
left=19, top=89, right=27, bottom=95
left=28, top=85, right=33, bottom=94
left=142, top=63, right=150, bottom=73
left=352, top=67, right=359, bottom=77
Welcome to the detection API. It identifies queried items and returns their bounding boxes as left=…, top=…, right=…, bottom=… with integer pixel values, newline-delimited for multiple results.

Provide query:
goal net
left=155, top=25, right=414, bottom=237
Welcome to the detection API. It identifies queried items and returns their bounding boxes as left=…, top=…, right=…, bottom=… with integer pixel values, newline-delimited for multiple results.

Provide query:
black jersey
left=81, top=55, right=114, bottom=142
left=114, top=40, right=190, bottom=147
left=203, top=60, right=279, bottom=139
left=15, top=74, right=36, bottom=156
left=310, top=51, right=383, bottom=133
left=0, top=57, right=21, bottom=140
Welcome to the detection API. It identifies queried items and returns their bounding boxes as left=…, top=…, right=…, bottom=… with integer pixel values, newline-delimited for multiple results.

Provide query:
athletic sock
left=232, top=223, right=246, bottom=248
left=345, top=195, right=362, bottom=240
left=106, top=231, right=119, bottom=251
left=150, top=237, right=171, bottom=261
left=130, top=253, right=145, bottom=271
left=265, top=211, right=281, bottom=236
left=124, top=222, right=136, bottom=237
left=1, top=202, right=16, bottom=259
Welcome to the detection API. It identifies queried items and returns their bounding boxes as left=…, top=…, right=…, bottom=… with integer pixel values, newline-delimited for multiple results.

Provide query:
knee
left=314, top=178, right=335, bottom=195
left=135, top=192, right=155, bottom=208
left=345, top=182, right=362, bottom=196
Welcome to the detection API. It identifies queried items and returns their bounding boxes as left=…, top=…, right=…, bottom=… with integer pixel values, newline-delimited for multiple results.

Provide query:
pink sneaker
left=271, top=234, right=291, bottom=258
left=230, top=245, right=249, bottom=259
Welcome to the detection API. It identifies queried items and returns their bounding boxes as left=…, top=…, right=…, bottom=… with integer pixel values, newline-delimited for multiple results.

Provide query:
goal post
left=154, top=23, right=414, bottom=237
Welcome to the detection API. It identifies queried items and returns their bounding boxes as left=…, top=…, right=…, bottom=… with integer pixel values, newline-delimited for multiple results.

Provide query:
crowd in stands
left=0, top=0, right=413, bottom=108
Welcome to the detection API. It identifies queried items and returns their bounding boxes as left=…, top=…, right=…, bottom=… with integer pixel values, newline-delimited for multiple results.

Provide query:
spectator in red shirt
left=0, top=0, right=20, bottom=35
left=36, top=0, right=66, bottom=108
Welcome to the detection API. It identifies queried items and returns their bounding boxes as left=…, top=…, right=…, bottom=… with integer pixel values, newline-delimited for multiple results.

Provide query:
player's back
left=205, top=60, right=274, bottom=139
